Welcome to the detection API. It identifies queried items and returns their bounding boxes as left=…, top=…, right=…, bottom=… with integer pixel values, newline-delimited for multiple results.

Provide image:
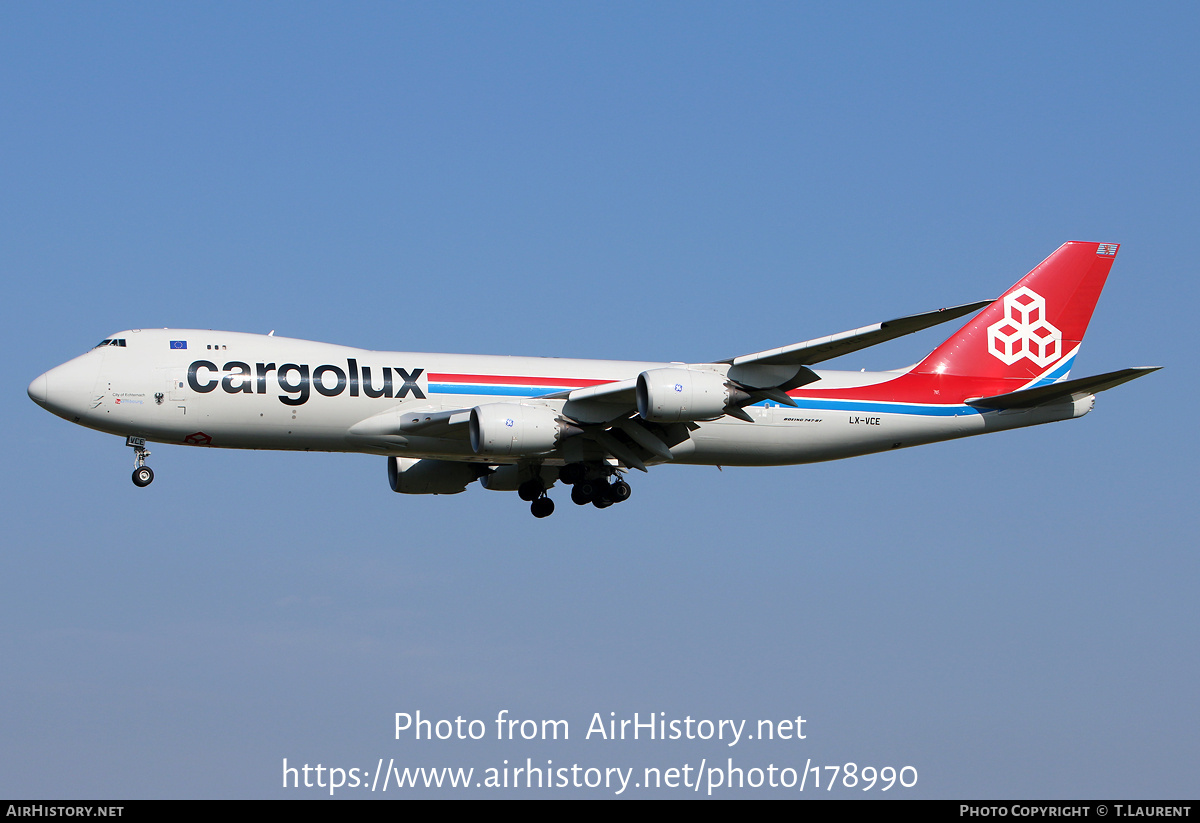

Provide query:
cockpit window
left=92, top=339, right=126, bottom=349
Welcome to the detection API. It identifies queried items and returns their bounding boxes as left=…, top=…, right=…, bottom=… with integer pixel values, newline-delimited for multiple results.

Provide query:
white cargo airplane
left=29, top=242, right=1156, bottom=517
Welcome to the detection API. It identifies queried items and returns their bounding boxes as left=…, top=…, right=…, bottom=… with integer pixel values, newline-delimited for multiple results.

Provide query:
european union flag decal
left=170, top=340, right=187, bottom=350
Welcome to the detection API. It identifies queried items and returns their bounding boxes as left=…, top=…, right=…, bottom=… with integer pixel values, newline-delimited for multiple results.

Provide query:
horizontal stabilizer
left=967, top=367, right=1160, bottom=409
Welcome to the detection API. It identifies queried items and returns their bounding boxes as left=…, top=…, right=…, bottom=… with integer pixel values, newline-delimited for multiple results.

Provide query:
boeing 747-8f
left=29, top=242, right=1157, bottom=517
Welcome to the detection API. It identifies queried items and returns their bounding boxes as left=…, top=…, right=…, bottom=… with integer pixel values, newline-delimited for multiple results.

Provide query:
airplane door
left=159, top=370, right=187, bottom=414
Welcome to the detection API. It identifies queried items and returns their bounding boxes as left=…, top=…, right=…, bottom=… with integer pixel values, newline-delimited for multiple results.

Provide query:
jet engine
left=469, top=403, right=581, bottom=457
left=635, top=368, right=750, bottom=423
left=387, top=456, right=478, bottom=495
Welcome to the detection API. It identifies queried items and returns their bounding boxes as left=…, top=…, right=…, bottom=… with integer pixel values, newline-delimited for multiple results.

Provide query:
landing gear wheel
left=592, top=497, right=613, bottom=509
left=571, top=485, right=592, bottom=506
left=560, top=462, right=586, bottom=485
left=127, top=437, right=153, bottom=487
left=608, top=480, right=632, bottom=503
left=530, top=497, right=555, bottom=518
left=518, top=479, right=545, bottom=502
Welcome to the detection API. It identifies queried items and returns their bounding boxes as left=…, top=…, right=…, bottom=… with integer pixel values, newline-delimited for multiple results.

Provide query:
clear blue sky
left=2, top=3, right=1195, bottom=798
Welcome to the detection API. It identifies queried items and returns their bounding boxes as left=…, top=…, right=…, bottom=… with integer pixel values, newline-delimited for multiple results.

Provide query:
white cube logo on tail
left=987, top=287, right=1062, bottom=367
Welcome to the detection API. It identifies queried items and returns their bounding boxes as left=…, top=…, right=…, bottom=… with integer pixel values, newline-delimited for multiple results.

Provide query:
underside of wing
left=346, top=404, right=475, bottom=452
left=394, top=407, right=473, bottom=436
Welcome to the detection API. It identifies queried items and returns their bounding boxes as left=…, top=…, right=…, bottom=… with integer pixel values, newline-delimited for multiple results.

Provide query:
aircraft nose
left=28, top=373, right=49, bottom=407
left=29, top=355, right=98, bottom=420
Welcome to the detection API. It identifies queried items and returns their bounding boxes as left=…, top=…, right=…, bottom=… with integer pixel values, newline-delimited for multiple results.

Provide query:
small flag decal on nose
left=170, top=341, right=187, bottom=349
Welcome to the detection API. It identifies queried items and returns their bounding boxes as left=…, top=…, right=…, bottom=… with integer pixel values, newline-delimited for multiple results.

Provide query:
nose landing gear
left=127, top=436, right=154, bottom=487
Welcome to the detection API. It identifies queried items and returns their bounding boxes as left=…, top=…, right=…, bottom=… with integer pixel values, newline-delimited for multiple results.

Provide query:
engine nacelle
left=469, top=403, right=579, bottom=457
left=636, top=368, right=748, bottom=423
left=388, top=456, right=477, bottom=495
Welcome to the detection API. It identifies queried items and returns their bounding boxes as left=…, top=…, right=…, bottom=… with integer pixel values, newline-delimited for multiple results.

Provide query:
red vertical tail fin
left=913, top=242, right=1118, bottom=389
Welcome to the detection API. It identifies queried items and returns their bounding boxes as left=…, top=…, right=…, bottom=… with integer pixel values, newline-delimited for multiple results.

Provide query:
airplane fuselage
left=30, top=328, right=1089, bottom=469
left=29, top=243, right=1149, bottom=516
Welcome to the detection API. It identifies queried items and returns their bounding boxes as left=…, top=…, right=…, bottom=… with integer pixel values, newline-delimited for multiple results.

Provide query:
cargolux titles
left=187, top=359, right=426, bottom=406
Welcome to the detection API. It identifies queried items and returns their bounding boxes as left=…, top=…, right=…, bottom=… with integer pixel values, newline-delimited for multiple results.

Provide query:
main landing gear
left=569, top=477, right=631, bottom=508
left=518, top=477, right=556, bottom=519
left=560, top=463, right=633, bottom=513
left=127, top=436, right=154, bottom=487
left=530, top=496, right=555, bottom=519
left=513, top=463, right=633, bottom=518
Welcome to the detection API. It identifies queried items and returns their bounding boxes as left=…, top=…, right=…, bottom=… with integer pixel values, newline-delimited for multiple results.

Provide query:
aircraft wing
left=550, top=298, right=994, bottom=410
left=724, top=299, right=994, bottom=367
left=394, top=407, right=474, bottom=436
left=347, top=405, right=475, bottom=448
left=353, top=299, right=996, bottom=468
left=347, top=398, right=676, bottom=473
left=547, top=378, right=636, bottom=405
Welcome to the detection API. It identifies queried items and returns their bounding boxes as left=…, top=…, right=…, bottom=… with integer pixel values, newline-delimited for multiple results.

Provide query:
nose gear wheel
left=127, top=436, right=154, bottom=487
